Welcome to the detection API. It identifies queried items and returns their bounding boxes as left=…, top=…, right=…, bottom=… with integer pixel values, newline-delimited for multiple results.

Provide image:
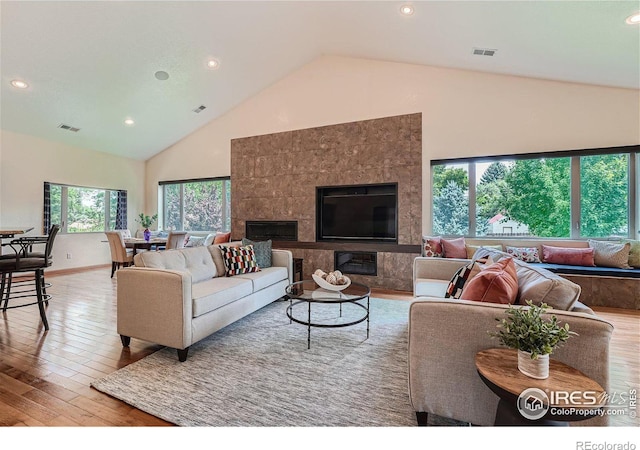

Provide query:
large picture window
left=431, top=146, right=638, bottom=239
left=160, top=177, right=231, bottom=232
left=45, top=183, right=127, bottom=233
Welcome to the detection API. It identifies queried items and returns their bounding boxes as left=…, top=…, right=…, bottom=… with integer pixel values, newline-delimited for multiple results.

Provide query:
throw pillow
left=442, top=237, right=467, bottom=259
left=203, top=233, right=217, bottom=246
left=621, top=239, right=640, bottom=268
left=541, top=245, right=595, bottom=266
left=220, top=244, right=260, bottom=276
left=214, top=231, right=232, bottom=244
left=444, top=260, right=482, bottom=299
left=588, top=240, right=631, bottom=269
left=465, top=244, right=503, bottom=259
left=421, top=236, right=443, bottom=257
left=460, top=257, right=518, bottom=304
left=505, top=246, right=542, bottom=263
left=184, top=236, right=206, bottom=247
left=241, top=238, right=272, bottom=268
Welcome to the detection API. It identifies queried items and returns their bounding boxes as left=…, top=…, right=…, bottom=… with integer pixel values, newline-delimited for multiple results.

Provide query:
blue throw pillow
left=241, top=238, right=272, bottom=268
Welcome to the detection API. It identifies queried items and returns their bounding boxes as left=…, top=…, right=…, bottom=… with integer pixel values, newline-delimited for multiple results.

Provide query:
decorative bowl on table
left=312, top=271, right=351, bottom=291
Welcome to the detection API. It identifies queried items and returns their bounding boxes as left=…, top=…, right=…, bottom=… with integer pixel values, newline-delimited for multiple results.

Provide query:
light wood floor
left=0, top=269, right=637, bottom=426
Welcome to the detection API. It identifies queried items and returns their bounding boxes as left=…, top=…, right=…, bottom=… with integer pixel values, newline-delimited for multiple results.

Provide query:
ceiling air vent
left=472, top=47, right=497, bottom=56
left=193, top=105, right=207, bottom=113
left=58, top=123, right=80, bottom=132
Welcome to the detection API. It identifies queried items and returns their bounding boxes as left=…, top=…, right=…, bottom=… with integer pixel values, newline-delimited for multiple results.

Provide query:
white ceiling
left=1, top=1, right=639, bottom=161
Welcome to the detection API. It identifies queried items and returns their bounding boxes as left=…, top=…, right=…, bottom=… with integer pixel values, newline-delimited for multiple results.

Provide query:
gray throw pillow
left=241, top=238, right=272, bottom=268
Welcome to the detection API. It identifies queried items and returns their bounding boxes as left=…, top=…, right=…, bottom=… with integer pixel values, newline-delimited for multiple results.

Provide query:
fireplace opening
left=334, top=251, right=377, bottom=276
left=246, top=221, right=297, bottom=241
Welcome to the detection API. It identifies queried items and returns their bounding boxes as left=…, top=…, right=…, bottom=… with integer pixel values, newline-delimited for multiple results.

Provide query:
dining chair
left=105, top=231, right=134, bottom=278
left=0, top=224, right=60, bottom=330
left=116, top=229, right=132, bottom=239
left=166, top=231, right=188, bottom=250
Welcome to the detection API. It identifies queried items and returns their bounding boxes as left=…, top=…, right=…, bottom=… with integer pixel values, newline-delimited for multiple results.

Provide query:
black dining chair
left=0, top=224, right=60, bottom=330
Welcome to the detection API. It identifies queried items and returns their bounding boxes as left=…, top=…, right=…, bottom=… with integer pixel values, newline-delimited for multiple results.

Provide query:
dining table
left=0, top=227, right=35, bottom=255
left=124, top=237, right=168, bottom=255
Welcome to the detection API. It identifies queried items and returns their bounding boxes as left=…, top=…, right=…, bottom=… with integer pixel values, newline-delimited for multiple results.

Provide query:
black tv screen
left=317, top=184, right=397, bottom=242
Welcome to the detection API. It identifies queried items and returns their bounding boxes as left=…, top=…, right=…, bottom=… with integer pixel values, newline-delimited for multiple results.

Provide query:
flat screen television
left=316, top=183, right=398, bottom=242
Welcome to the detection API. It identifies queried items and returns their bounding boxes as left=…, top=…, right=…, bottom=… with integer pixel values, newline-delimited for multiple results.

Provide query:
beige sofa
left=117, top=244, right=293, bottom=361
left=409, top=252, right=614, bottom=426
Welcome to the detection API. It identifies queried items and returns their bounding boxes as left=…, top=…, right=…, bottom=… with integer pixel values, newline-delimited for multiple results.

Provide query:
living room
left=1, top=0, right=638, bottom=446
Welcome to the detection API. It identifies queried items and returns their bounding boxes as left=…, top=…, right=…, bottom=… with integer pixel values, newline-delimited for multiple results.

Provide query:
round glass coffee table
left=285, top=279, right=371, bottom=349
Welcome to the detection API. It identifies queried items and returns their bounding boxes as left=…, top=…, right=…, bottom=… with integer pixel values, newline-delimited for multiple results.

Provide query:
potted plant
left=490, top=301, right=577, bottom=379
left=136, top=213, right=158, bottom=242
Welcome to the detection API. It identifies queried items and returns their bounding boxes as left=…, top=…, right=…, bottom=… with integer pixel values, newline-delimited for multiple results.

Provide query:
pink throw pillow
left=541, top=245, right=595, bottom=266
left=422, top=236, right=443, bottom=257
left=460, top=257, right=518, bottom=304
left=442, top=237, right=467, bottom=259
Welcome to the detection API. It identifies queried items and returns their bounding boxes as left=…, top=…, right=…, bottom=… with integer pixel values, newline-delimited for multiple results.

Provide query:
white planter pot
left=517, top=350, right=549, bottom=379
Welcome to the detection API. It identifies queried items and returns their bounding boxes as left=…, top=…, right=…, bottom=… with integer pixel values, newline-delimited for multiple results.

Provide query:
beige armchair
left=105, top=231, right=133, bottom=278
left=166, top=231, right=187, bottom=249
left=408, top=298, right=614, bottom=426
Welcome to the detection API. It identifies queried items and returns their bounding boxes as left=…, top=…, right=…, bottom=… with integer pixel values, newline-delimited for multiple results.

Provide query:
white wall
left=146, top=55, right=640, bottom=235
left=0, top=129, right=145, bottom=270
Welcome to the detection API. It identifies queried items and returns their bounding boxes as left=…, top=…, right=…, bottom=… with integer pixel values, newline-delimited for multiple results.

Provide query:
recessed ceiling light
left=207, top=59, right=220, bottom=69
left=154, top=70, right=169, bottom=80
left=400, top=5, right=414, bottom=16
left=626, top=12, right=640, bottom=24
left=124, top=118, right=135, bottom=126
left=11, top=79, right=29, bottom=89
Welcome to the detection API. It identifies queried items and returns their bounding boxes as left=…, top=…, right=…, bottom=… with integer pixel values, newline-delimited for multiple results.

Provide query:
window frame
left=159, top=176, right=231, bottom=232
left=47, top=182, right=125, bottom=234
left=431, top=145, right=639, bottom=240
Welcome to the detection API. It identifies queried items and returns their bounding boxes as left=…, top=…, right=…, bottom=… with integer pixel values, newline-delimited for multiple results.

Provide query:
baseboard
left=44, top=264, right=110, bottom=278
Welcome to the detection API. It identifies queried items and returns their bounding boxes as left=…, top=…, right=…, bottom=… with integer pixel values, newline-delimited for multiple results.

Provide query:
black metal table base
left=286, top=296, right=370, bottom=349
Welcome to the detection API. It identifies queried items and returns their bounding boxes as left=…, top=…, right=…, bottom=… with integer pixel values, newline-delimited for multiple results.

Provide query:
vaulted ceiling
left=2, top=1, right=638, bottom=160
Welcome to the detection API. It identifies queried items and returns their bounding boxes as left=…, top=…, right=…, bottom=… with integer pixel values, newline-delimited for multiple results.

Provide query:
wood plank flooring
left=0, top=270, right=637, bottom=427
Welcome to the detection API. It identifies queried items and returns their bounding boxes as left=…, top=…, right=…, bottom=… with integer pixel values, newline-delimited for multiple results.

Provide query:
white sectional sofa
left=117, top=244, right=292, bottom=361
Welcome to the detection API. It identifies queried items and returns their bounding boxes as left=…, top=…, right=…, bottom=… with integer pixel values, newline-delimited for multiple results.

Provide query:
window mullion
left=570, top=157, right=581, bottom=239
left=629, top=152, right=637, bottom=239
left=180, top=183, right=185, bottom=231
left=61, top=186, right=69, bottom=233
left=468, top=162, right=476, bottom=237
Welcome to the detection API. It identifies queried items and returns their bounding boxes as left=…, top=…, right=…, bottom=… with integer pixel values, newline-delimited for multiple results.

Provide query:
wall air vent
left=58, top=123, right=80, bottom=132
left=472, top=48, right=497, bottom=56
left=193, top=105, right=207, bottom=113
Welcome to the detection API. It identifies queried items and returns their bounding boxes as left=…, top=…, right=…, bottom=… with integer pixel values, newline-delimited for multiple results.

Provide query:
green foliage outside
left=163, top=180, right=231, bottom=232
left=433, top=154, right=629, bottom=238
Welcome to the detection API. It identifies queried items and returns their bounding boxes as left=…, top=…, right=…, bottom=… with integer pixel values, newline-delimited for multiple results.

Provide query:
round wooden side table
left=475, top=348, right=606, bottom=426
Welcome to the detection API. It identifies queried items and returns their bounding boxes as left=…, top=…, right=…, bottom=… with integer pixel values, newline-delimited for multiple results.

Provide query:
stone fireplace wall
left=230, top=113, right=422, bottom=291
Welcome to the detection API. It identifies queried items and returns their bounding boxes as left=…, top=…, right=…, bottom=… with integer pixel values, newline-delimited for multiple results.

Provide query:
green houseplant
left=136, top=213, right=158, bottom=241
left=490, top=301, right=577, bottom=379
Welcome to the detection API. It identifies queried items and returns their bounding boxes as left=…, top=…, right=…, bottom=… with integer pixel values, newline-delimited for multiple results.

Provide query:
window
left=160, top=177, right=231, bottom=232
left=431, top=146, right=638, bottom=239
left=45, top=183, right=127, bottom=233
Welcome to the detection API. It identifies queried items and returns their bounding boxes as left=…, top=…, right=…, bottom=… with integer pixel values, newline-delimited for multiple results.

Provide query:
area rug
left=92, top=297, right=462, bottom=426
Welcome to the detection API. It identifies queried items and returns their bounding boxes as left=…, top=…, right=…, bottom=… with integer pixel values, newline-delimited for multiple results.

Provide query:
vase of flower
left=143, top=228, right=151, bottom=242
left=136, top=213, right=158, bottom=242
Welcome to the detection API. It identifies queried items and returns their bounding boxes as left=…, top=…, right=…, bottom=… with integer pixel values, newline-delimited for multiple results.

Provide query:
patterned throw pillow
left=241, top=238, right=272, bottom=268
left=185, top=236, right=206, bottom=247
left=421, top=236, right=443, bottom=257
left=621, top=239, right=640, bottom=268
left=505, top=246, right=541, bottom=263
left=588, top=240, right=631, bottom=269
left=444, top=260, right=481, bottom=299
left=220, top=244, right=260, bottom=276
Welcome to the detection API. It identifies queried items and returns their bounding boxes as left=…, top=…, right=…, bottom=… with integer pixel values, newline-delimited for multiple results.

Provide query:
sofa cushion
left=542, top=245, right=595, bottom=267
left=588, top=240, right=631, bottom=269
left=465, top=244, right=502, bottom=259
left=220, top=244, right=260, bottom=276
left=192, top=277, right=253, bottom=317
left=214, top=231, right=232, bottom=244
left=471, top=247, right=581, bottom=311
left=185, top=235, right=206, bottom=247
left=621, top=239, right=640, bottom=268
left=133, top=246, right=217, bottom=283
left=442, top=237, right=466, bottom=259
left=460, top=257, right=518, bottom=304
left=415, top=279, right=449, bottom=298
left=421, top=236, right=443, bottom=257
left=234, top=266, right=288, bottom=291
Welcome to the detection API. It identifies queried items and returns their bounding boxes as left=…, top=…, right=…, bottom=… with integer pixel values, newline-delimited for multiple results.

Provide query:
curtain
left=43, top=182, right=51, bottom=234
left=116, top=190, right=127, bottom=230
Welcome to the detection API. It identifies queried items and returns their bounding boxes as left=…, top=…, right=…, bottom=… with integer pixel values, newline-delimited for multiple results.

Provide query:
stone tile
left=399, top=114, right=412, bottom=141
left=334, top=145, right=364, bottom=172
left=363, top=116, right=400, bottom=144
left=298, top=220, right=315, bottom=242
